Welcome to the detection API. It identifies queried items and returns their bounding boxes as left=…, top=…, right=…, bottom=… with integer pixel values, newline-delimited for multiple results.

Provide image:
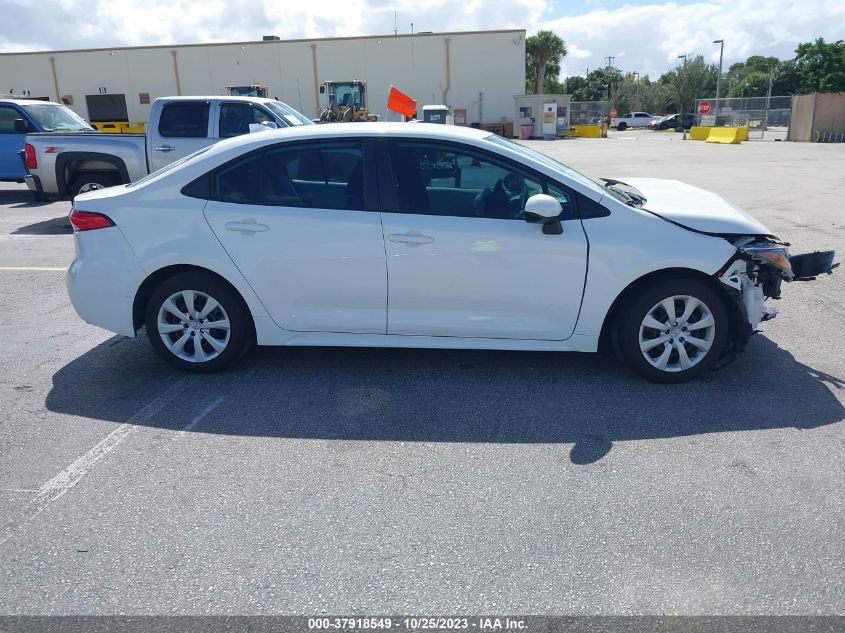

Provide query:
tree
left=526, top=31, right=567, bottom=94
left=660, top=55, right=718, bottom=113
left=794, top=38, right=845, bottom=93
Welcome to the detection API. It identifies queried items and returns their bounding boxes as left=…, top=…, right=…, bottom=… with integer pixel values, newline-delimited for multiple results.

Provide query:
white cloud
left=1, top=0, right=842, bottom=79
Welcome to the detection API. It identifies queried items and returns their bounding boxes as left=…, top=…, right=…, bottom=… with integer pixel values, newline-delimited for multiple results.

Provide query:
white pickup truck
left=610, top=111, right=659, bottom=131
left=23, top=95, right=311, bottom=198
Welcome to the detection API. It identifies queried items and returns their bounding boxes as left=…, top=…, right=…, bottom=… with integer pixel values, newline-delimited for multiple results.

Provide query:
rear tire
left=69, top=172, right=120, bottom=198
left=145, top=271, right=252, bottom=373
left=614, top=277, right=729, bottom=383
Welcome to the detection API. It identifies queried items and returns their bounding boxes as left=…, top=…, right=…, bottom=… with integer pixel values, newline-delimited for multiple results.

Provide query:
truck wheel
left=70, top=173, right=120, bottom=198
left=617, top=122, right=628, bottom=131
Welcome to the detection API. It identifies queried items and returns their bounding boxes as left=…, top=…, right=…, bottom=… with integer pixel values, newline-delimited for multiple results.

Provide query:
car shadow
left=44, top=334, right=844, bottom=464
left=0, top=189, right=53, bottom=208
left=11, top=216, right=72, bottom=235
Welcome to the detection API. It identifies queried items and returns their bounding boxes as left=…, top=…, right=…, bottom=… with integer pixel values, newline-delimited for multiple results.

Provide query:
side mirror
left=14, top=118, right=28, bottom=133
left=524, top=194, right=563, bottom=235
left=261, top=120, right=278, bottom=129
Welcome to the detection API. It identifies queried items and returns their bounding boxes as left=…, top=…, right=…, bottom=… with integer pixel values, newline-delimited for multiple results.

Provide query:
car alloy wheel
left=157, top=289, right=231, bottom=363
left=145, top=271, right=252, bottom=372
left=638, top=295, right=715, bottom=372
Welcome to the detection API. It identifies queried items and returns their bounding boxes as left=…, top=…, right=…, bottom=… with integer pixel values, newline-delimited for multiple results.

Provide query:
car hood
left=619, top=178, right=772, bottom=236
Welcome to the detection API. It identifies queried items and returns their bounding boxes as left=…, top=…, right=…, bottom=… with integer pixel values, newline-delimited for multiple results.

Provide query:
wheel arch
left=597, top=266, right=745, bottom=353
left=56, top=152, right=130, bottom=196
left=132, top=264, right=256, bottom=341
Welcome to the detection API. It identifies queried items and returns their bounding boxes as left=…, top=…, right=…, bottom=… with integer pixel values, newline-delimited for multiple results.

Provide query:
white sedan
left=66, top=123, right=835, bottom=382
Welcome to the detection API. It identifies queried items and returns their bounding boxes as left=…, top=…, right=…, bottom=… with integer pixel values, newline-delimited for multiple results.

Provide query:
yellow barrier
left=706, top=127, right=742, bottom=144
left=90, top=121, right=146, bottom=133
left=572, top=124, right=602, bottom=138
left=737, top=126, right=749, bottom=141
left=688, top=126, right=710, bottom=141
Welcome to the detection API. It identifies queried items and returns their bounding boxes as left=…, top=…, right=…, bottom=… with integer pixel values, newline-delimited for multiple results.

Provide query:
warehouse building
left=0, top=29, right=526, bottom=132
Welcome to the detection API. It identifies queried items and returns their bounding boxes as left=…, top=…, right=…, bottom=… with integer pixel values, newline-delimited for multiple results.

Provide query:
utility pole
left=604, top=56, right=614, bottom=69
left=633, top=71, right=640, bottom=108
left=763, top=63, right=775, bottom=139
left=713, top=39, right=724, bottom=115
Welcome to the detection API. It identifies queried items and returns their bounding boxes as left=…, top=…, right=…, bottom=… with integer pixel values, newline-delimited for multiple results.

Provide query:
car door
left=379, top=139, right=589, bottom=340
left=0, top=104, right=27, bottom=180
left=217, top=102, right=275, bottom=138
left=150, top=101, right=212, bottom=172
left=203, top=138, right=387, bottom=334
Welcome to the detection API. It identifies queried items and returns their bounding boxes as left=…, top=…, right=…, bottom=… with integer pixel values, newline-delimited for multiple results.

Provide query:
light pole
left=633, top=71, right=640, bottom=108
left=713, top=39, right=724, bottom=115
left=677, top=55, right=688, bottom=115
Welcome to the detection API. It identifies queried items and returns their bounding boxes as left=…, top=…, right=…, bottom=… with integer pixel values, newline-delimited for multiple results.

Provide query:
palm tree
left=526, top=31, right=568, bottom=94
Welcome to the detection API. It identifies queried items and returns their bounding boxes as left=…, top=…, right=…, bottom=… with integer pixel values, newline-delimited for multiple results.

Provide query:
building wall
left=0, top=30, right=525, bottom=125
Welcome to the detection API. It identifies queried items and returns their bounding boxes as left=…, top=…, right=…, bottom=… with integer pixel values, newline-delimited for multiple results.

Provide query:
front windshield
left=127, top=145, right=213, bottom=188
left=22, top=104, right=92, bottom=132
left=486, top=135, right=606, bottom=196
left=265, top=101, right=312, bottom=126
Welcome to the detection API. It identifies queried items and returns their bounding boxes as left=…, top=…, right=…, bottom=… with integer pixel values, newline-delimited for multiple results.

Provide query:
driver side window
left=389, top=141, right=542, bottom=219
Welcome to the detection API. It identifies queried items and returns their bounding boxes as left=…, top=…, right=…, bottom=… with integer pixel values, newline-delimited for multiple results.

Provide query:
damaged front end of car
left=713, top=237, right=838, bottom=368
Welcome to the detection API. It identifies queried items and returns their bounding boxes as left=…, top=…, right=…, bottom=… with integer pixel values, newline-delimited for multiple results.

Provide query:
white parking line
left=0, top=377, right=199, bottom=546
left=0, top=266, right=66, bottom=271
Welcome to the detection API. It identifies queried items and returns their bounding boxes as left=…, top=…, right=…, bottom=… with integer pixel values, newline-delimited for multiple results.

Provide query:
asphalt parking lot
left=1, top=131, right=843, bottom=615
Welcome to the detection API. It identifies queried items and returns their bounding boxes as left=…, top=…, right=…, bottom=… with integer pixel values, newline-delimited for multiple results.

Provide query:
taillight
left=24, top=143, right=37, bottom=170
left=69, top=209, right=115, bottom=231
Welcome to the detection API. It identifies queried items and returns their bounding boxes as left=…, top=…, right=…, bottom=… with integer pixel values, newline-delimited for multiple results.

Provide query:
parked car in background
left=22, top=96, right=312, bottom=199
left=0, top=98, right=94, bottom=185
left=65, top=123, right=835, bottom=382
left=611, top=112, right=659, bottom=131
left=648, top=113, right=697, bottom=130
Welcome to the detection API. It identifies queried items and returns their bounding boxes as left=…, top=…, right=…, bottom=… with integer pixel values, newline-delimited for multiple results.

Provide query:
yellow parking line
left=0, top=266, right=66, bottom=271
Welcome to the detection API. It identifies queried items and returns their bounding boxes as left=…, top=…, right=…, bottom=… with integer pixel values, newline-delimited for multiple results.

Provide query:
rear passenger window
left=265, top=143, right=365, bottom=210
left=158, top=102, right=210, bottom=138
left=214, top=154, right=263, bottom=205
left=209, top=142, right=366, bottom=210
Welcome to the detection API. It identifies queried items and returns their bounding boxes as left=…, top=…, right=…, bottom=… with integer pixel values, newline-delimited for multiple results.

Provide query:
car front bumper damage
left=712, top=248, right=837, bottom=369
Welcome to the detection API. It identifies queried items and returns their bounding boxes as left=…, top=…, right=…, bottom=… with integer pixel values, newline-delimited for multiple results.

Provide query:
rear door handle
left=154, top=145, right=175, bottom=152
left=388, top=233, right=434, bottom=245
left=225, top=221, right=269, bottom=233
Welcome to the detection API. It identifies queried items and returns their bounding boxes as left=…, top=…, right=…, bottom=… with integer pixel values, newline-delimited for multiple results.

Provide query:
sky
left=1, top=0, right=843, bottom=78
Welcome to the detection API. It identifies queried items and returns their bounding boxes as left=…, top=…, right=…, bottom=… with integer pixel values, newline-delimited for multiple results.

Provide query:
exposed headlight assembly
left=740, top=243, right=794, bottom=279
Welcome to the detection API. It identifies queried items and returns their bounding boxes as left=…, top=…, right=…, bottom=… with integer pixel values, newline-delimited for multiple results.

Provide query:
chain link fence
left=570, top=101, right=610, bottom=125
left=695, top=96, right=792, bottom=136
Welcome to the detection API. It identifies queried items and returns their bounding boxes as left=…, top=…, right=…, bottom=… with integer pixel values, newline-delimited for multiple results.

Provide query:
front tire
left=145, top=272, right=252, bottom=373
left=617, top=122, right=628, bottom=131
left=615, top=278, right=729, bottom=383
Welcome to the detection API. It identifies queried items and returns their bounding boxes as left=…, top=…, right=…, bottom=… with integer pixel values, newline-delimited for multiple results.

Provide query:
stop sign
left=698, top=101, right=712, bottom=115
left=609, top=108, right=618, bottom=118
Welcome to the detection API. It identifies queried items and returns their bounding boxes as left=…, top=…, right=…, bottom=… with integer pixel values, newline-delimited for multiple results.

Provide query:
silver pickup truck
left=23, top=95, right=311, bottom=198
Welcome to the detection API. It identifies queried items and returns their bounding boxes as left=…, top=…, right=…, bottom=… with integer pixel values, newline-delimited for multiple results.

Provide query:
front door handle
left=154, top=145, right=175, bottom=152
left=388, top=233, right=435, bottom=245
left=225, top=221, right=269, bottom=233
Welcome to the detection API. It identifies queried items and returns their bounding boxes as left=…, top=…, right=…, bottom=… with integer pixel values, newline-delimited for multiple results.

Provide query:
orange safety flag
left=387, top=85, right=417, bottom=118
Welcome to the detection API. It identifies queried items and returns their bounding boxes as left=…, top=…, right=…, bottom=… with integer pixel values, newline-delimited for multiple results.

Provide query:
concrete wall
left=0, top=30, right=525, bottom=126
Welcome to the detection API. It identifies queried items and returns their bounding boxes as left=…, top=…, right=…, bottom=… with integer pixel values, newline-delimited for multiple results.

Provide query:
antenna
left=411, top=21, right=414, bottom=36
left=394, top=12, right=397, bottom=35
